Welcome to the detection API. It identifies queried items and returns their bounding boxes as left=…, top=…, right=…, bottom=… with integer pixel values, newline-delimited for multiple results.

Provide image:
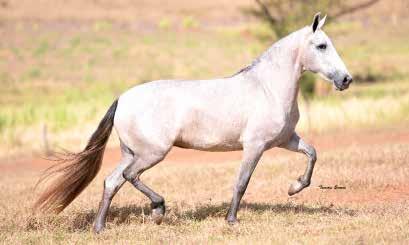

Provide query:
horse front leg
left=280, top=133, right=317, bottom=196
left=226, top=142, right=265, bottom=224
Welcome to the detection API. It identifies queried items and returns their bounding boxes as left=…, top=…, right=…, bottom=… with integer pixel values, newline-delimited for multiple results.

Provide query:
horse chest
left=247, top=104, right=299, bottom=146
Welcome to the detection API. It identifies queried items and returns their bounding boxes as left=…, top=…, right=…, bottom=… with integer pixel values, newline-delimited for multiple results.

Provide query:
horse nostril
left=343, top=75, right=352, bottom=85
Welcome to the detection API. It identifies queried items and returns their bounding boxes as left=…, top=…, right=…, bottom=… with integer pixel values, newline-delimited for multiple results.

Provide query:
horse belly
left=175, top=116, right=244, bottom=152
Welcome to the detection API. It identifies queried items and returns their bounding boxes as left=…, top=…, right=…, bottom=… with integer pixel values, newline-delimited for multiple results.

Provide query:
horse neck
left=251, top=28, right=306, bottom=112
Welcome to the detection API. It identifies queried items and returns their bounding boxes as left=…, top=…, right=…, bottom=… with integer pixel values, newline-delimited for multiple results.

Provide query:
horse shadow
left=68, top=201, right=356, bottom=232
left=177, top=201, right=356, bottom=222
left=69, top=204, right=151, bottom=232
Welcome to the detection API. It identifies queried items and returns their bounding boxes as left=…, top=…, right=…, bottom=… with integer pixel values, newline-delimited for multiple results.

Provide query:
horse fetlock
left=226, top=215, right=238, bottom=225
left=150, top=198, right=165, bottom=209
left=288, top=176, right=310, bottom=196
left=93, top=221, right=105, bottom=234
left=225, top=208, right=238, bottom=225
left=297, top=175, right=311, bottom=187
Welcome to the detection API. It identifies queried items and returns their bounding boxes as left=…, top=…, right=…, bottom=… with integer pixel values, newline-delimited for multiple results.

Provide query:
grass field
left=1, top=0, right=409, bottom=243
left=1, top=130, right=409, bottom=243
left=2, top=21, right=409, bottom=157
left=2, top=0, right=409, bottom=157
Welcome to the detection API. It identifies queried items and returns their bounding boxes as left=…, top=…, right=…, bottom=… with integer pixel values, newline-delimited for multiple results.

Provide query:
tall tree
left=252, top=0, right=380, bottom=38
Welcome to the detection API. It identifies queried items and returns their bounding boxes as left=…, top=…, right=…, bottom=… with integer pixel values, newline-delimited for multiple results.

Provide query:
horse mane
left=230, top=27, right=308, bottom=78
left=230, top=56, right=261, bottom=77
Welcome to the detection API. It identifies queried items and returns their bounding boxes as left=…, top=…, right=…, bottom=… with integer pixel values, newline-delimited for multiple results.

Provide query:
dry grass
left=1, top=139, right=409, bottom=243
left=2, top=0, right=408, bottom=25
left=1, top=1, right=409, bottom=243
left=0, top=0, right=252, bottom=25
left=297, top=81, right=409, bottom=132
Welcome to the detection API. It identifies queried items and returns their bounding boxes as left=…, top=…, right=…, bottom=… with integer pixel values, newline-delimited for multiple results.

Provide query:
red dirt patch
left=2, top=127, right=408, bottom=172
left=1, top=127, right=408, bottom=206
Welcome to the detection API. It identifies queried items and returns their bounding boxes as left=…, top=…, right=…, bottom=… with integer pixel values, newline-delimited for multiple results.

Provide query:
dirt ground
left=4, top=126, right=409, bottom=170
left=2, top=127, right=409, bottom=205
left=1, top=128, right=409, bottom=243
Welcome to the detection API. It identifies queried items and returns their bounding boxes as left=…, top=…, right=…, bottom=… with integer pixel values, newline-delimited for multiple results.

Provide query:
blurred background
left=1, top=0, right=409, bottom=159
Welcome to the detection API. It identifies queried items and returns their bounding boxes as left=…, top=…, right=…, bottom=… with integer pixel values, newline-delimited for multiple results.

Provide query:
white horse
left=34, top=13, right=352, bottom=233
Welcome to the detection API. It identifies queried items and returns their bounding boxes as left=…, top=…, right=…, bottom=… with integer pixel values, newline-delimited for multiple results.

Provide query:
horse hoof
left=152, top=207, right=165, bottom=225
left=228, top=220, right=239, bottom=226
left=93, top=223, right=105, bottom=234
left=152, top=213, right=164, bottom=225
left=288, top=178, right=308, bottom=196
left=226, top=217, right=238, bottom=226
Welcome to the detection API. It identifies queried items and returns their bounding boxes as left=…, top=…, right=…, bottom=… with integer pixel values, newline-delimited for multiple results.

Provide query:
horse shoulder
left=242, top=93, right=300, bottom=147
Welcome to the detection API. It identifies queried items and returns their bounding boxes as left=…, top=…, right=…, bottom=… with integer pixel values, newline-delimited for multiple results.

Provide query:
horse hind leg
left=93, top=142, right=135, bottom=233
left=122, top=149, right=169, bottom=225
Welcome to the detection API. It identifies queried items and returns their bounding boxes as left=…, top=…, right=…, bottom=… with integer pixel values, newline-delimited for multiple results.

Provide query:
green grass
left=0, top=81, right=122, bottom=132
left=296, top=79, right=409, bottom=133
left=1, top=20, right=409, bottom=156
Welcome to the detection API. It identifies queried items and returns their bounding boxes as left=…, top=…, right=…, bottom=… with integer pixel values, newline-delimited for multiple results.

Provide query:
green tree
left=252, top=0, right=380, bottom=38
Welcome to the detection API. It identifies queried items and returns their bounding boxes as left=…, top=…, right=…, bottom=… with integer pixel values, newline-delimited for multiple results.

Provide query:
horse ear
left=312, top=12, right=321, bottom=33
left=318, top=15, right=327, bottom=29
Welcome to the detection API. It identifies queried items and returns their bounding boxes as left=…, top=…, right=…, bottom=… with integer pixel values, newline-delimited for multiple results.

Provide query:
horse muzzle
left=334, top=74, right=353, bottom=91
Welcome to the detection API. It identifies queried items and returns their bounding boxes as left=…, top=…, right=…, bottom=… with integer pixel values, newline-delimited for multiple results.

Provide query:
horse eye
left=317, top=44, right=327, bottom=50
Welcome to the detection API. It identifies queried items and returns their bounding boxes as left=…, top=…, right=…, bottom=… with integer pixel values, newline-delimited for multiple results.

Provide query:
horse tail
left=34, top=99, right=118, bottom=213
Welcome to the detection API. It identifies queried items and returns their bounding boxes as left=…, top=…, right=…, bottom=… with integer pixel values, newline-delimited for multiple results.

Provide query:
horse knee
left=122, top=166, right=139, bottom=183
left=123, top=151, right=168, bottom=182
left=307, top=146, right=317, bottom=162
